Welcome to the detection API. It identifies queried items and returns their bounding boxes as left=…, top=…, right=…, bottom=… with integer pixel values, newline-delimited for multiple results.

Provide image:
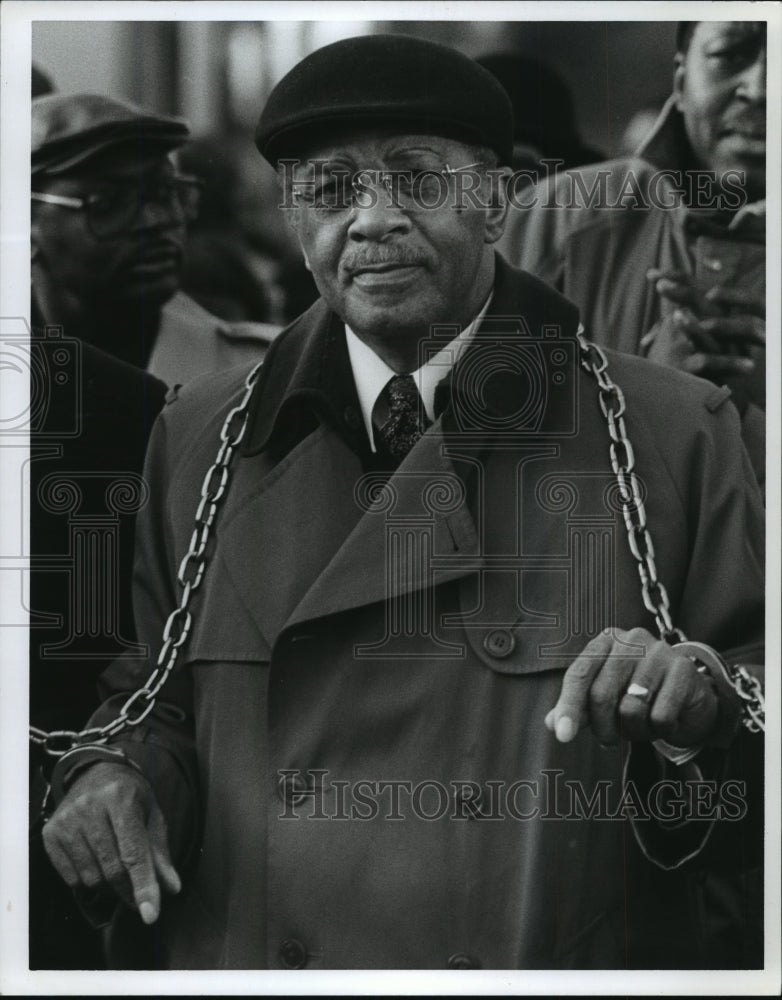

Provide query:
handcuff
left=652, top=641, right=757, bottom=765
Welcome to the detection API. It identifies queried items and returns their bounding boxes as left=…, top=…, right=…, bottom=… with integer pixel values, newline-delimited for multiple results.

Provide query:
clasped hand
left=643, top=269, right=764, bottom=385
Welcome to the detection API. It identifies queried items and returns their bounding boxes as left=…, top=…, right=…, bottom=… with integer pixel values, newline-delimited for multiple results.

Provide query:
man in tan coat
left=498, top=21, right=767, bottom=487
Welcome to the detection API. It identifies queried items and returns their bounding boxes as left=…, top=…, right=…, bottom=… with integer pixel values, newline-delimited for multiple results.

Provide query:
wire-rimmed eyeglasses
left=31, top=174, right=202, bottom=239
left=291, top=162, right=486, bottom=218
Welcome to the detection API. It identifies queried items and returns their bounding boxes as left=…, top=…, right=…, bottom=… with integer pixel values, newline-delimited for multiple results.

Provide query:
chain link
left=29, top=360, right=264, bottom=758
left=29, top=331, right=765, bottom=753
left=577, top=330, right=685, bottom=644
left=576, top=326, right=764, bottom=732
left=724, top=664, right=765, bottom=733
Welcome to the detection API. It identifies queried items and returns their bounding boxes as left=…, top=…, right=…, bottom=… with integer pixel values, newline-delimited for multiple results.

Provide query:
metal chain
left=722, top=663, right=765, bottom=733
left=576, top=326, right=764, bottom=732
left=29, top=331, right=765, bottom=752
left=29, top=360, right=264, bottom=758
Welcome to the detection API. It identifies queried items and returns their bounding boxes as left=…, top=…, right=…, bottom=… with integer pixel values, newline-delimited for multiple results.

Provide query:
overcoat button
left=344, top=406, right=362, bottom=431
left=448, top=952, right=479, bottom=969
left=279, top=937, right=307, bottom=969
left=483, top=628, right=515, bottom=658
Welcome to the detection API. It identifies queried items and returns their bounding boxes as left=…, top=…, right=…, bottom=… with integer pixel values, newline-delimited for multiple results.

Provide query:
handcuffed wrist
left=50, top=743, right=144, bottom=806
left=651, top=739, right=702, bottom=765
left=672, top=641, right=744, bottom=748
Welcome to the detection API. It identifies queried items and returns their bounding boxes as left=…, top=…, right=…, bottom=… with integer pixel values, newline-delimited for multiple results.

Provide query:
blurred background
left=32, top=19, right=677, bottom=326
left=32, top=19, right=677, bottom=156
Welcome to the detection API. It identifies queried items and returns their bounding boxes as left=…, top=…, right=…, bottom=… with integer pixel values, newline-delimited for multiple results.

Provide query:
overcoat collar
left=240, top=254, right=581, bottom=458
left=636, top=95, right=690, bottom=172
left=224, top=255, right=582, bottom=645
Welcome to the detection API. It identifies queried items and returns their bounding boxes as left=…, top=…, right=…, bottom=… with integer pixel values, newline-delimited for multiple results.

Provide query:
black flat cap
left=256, top=34, right=514, bottom=166
left=32, top=94, right=190, bottom=176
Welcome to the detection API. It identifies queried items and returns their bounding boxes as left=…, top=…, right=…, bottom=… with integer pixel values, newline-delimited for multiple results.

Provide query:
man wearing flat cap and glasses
left=31, top=93, right=277, bottom=386
left=39, top=35, right=764, bottom=970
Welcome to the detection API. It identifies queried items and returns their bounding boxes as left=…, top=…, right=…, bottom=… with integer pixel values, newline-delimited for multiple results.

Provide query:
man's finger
left=41, top=825, right=81, bottom=887
left=585, top=656, right=632, bottom=746
left=646, top=268, right=692, bottom=285
left=547, top=630, right=614, bottom=742
left=705, top=285, right=765, bottom=318
left=72, top=829, right=107, bottom=889
left=683, top=353, right=756, bottom=377
left=616, top=640, right=674, bottom=742
left=673, top=309, right=722, bottom=353
left=653, top=278, right=722, bottom=318
left=653, top=278, right=702, bottom=311
left=110, top=804, right=162, bottom=925
left=696, top=314, right=765, bottom=347
left=650, top=657, right=717, bottom=745
left=85, top=819, right=139, bottom=910
left=148, top=804, right=181, bottom=896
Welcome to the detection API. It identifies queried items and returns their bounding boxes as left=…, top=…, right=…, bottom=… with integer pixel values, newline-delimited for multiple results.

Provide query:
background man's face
left=31, top=150, right=187, bottom=312
left=288, top=131, right=508, bottom=347
left=674, top=21, right=766, bottom=200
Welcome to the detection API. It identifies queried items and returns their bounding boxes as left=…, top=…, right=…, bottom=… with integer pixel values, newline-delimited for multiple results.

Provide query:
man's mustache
left=343, top=249, right=429, bottom=273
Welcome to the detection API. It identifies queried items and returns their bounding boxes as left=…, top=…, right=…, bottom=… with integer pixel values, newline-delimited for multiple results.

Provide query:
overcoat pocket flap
left=457, top=571, right=593, bottom=676
left=183, top=549, right=272, bottom=664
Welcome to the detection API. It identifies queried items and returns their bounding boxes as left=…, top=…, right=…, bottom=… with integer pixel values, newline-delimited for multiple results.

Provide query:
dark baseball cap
left=32, top=93, right=190, bottom=176
left=255, top=34, right=514, bottom=166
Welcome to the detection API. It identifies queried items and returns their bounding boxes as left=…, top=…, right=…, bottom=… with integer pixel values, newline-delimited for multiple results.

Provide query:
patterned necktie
left=375, top=374, right=429, bottom=464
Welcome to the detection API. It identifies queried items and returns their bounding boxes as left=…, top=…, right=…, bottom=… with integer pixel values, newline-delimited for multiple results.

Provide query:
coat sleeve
left=52, top=399, right=200, bottom=869
left=627, top=391, right=765, bottom=870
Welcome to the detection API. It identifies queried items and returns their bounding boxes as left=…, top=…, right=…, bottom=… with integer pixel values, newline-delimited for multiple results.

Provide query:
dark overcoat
left=73, top=258, right=765, bottom=970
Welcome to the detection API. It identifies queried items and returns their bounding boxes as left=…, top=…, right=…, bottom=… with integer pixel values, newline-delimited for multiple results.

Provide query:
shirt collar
left=240, top=256, right=583, bottom=459
left=345, top=294, right=492, bottom=452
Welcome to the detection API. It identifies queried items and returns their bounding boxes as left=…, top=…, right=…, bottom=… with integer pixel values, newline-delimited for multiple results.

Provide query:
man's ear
left=672, top=53, right=686, bottom=112
left=279, top=193, right=313, bottom=272
left=285, top=218, right=312, bottom=271
left=484, top=166, right=512, bottom=246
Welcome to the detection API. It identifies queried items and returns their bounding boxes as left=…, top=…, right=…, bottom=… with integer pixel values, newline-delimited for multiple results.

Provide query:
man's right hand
left=642, top=270, right=764, bottom=383
left=42, top=761, right=181, bottom=925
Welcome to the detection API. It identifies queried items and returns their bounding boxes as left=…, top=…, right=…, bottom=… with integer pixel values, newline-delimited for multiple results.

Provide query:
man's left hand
left=545, top=627, right=718, bottom=747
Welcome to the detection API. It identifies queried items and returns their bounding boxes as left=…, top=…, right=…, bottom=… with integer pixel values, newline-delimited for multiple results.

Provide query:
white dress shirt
left=345, top=295, right=491, bottom=452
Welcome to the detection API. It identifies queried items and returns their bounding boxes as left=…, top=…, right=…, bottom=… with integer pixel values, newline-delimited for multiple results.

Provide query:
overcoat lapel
left=217, top=256, right=581, bottom=648
left=285, top=421, right=482, bottom=631
left=217, top=426, right=367, bottom=651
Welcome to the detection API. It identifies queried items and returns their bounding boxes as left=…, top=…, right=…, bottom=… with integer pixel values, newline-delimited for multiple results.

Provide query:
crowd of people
left=29, top=21, right=767, bottom=974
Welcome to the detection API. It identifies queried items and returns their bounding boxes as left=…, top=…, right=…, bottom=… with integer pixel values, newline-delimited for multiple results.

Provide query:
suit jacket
left=60, top=258, right=765, bottom=970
